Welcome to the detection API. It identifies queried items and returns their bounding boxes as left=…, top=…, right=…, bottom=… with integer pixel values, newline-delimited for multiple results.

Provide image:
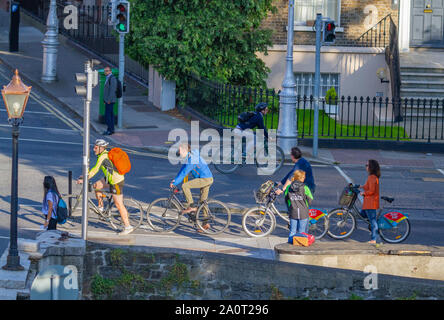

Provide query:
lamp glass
left=4, top=93, right=27, bottom=118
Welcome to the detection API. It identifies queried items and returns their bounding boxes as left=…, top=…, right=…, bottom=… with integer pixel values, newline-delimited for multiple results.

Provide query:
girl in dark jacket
left=277, top=170, right=313, bottom=235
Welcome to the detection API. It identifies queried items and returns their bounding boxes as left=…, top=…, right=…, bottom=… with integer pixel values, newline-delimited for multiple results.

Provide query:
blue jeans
left=289, top=218, right=309, bottom=238
left=105, top=102, right=115, bottom=133
left=361, top=209, right=380, bottom=242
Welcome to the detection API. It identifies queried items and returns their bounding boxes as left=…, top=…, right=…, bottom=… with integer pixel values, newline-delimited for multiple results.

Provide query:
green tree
left=126, top=0, right=276, bottom=101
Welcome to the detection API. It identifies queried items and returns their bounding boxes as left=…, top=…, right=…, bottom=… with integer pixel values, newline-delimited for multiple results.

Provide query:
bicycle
left=327, top=184, right=411, bottom=243
left=145, top=187, right=231, bottom=235
left=242, top=183, right=329, bottom=239
left=64, top=182, right=144, bottom=232
left=213, top=133, right=285, bottom=175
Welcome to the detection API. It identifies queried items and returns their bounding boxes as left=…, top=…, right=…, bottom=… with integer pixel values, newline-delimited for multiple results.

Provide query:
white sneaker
left=118, top=226, right=134, bottom=235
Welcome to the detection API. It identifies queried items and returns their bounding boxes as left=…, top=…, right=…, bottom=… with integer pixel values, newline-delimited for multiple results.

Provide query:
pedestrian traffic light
left=114, top=1, right=130, bottom=34
left=323, top=20, right=336, bottom=44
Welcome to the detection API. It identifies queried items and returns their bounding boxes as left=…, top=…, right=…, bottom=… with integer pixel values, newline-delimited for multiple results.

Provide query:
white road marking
left=0, top=124, right=76, bottom=133
left=0, top=109, right=53, bottom=115
left=438, top=169, right=444, bottom=176
left=0, top=137, right=83, bottom=145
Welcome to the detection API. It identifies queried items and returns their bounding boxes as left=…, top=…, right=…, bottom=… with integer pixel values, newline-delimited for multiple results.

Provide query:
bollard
left=68, top=170, right=72, bottom=217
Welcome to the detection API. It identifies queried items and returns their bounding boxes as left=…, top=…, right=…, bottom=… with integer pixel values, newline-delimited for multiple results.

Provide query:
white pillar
left=398, top=0, right=411, bottom=52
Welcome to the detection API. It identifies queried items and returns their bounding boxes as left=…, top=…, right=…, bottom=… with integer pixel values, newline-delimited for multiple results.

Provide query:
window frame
left=293, top=0, right=343, bottom=32
left=293, top=72, right=341, bottom=100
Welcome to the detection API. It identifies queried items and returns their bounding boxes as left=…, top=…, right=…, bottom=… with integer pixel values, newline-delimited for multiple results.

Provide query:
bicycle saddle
left=381, top=196, right=394, bottom=203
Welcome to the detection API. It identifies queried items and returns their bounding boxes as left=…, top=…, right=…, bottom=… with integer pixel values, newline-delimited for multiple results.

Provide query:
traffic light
left=114, top=1, right=130, bottom=34
left=75, top=72, right=87, bottom=97
left=323, top=20, right=336, bottom=44
left=9, top=2, right=20, bottom=52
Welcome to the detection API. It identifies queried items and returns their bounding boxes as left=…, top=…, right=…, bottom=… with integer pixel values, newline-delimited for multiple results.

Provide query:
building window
left=294, top=72, right=340, bottom=98
left=294, top=0, right=340, bottom=26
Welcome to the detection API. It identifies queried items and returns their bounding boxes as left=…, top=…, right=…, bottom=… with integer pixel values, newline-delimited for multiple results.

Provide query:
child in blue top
left=42, top=176, right=60, bottom=230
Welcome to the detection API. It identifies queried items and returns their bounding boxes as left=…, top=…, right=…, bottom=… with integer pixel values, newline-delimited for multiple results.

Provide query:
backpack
left=238, top=111, right=255, bottom=124
left=56, top=197, right=68, bottom=224
left=288, top=232, right=315, bottom=247
left=108, top=147, right=131, bottom=175
left=115, top=77, right=123, bottom=99
left=51, top=193, right=68, bottom=224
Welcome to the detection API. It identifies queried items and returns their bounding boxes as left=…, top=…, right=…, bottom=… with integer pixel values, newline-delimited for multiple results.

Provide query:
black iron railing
left=19, top=1, right=149, bottom=86
left=356, top=14, right=392, bottom=48
left=185, top=76, right=444, bottom=143
left=385, top=15, right=402, bottom=121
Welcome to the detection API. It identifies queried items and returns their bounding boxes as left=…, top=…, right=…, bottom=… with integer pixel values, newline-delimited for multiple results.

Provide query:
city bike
left=213, top=133, right=285, bottom=175
left=63, top=182, right=144, bottom=232
left=242, top=183, right=328, bottom=239
left=327, top=184, right=410, bottom=243
left=146, top=187, right=231, bottom=235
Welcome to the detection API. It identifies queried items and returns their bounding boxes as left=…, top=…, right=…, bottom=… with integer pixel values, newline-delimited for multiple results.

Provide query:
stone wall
left=262, top=0, right=399, bottom=46
left=83, top=243, right=444, bottom=300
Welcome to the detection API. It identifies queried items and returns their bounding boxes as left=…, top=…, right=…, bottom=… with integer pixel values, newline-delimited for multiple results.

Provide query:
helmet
left=94, top=139, right=109, bottom=147
left=255, top=102, right=268, bottom=113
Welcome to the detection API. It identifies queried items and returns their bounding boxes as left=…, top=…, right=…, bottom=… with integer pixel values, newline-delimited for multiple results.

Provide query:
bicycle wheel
left=109, top=197, right=144, bottom=231
left=213, top=148, right=240, bottom=174
left=242, top=207, right=276, bottom=238
left=195, top=200, right=231, bottom=235
left=379, top=218, right=411, bottom=243
left=327, top=208, right=356, bottom=239
left=255, top=145, right=285, bottom=175
left=146, top=197, right=181, bottom=232
left=309, top=215, right=329, bottom=240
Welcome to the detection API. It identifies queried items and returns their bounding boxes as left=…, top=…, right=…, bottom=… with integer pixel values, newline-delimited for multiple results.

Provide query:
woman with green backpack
left=42, top=176, right=61, bottom=230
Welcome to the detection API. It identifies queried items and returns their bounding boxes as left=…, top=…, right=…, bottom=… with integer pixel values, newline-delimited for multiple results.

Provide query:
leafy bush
left=126, top=0, right=276, bottom=102
left=325, top=87, right=337, bottom=105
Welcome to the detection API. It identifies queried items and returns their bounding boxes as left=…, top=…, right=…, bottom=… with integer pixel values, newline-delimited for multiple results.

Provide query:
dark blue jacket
left=281, top=157, right=316, bottom=193
left=173, top=150, right=213, bottom=186
left=236, top=111, right=268, bottom=138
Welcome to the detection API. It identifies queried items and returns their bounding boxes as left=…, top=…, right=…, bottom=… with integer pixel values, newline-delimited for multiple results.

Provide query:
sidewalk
left=0, top=10, right=443, bottom=169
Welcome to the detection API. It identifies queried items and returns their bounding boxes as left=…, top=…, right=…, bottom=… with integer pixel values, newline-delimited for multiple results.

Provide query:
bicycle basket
left=338, top=186, right=356, bottom=206
left=255, top=180, right=274, bottom=203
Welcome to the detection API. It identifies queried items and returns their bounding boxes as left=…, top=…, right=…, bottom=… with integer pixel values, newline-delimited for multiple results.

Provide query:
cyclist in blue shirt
left=170, top=143, right=214, bottom=230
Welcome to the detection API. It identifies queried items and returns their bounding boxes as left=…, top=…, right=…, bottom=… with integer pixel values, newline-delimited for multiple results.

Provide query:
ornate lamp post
left=1, top=69, right=31, bottom=271
left=277, top=0, right=298, bottom=155
left=41, top=0, right=59, bottom=83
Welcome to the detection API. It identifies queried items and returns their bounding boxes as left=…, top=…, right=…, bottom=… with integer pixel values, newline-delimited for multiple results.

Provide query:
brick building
left=259, top=0, right=444, bottom=101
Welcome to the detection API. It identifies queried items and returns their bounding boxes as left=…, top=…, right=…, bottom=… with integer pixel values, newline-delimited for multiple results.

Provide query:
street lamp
left=1, top=69, right=31, bottom=271
left=277, top=0, right=298, bottom=155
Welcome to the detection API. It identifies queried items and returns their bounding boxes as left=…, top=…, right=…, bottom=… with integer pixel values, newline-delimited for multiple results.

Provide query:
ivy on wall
left=125, top=0, right=276, bottom=99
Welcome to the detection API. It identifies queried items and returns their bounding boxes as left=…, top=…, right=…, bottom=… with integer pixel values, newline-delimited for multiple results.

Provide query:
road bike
left=327, top=184, right=411, bottom=243
left=213, top=133, right=285, bottom=175
left=145, top=187, right=231, bottom=235
left=63, top=182, right=144, bottom=232
left=242, top=183, right=329, bottom=239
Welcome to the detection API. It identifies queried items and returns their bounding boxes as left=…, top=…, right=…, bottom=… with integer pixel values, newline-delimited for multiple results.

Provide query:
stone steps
left=401, top=66, right=444, bottom=99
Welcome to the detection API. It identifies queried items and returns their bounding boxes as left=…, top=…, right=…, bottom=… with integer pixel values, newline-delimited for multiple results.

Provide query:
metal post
left=41, top=0, right=59, bottom=83
left=68, top=171, right=72, bottom=217
left=277, top=0, right=298, bottom=155
left=81, top=61, right=92, bottom=241
left=117, top=33, right=125, bottom=129
left=3, top=121, right=24, bottom=271
left=313, top=13, right=322, bottom=158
